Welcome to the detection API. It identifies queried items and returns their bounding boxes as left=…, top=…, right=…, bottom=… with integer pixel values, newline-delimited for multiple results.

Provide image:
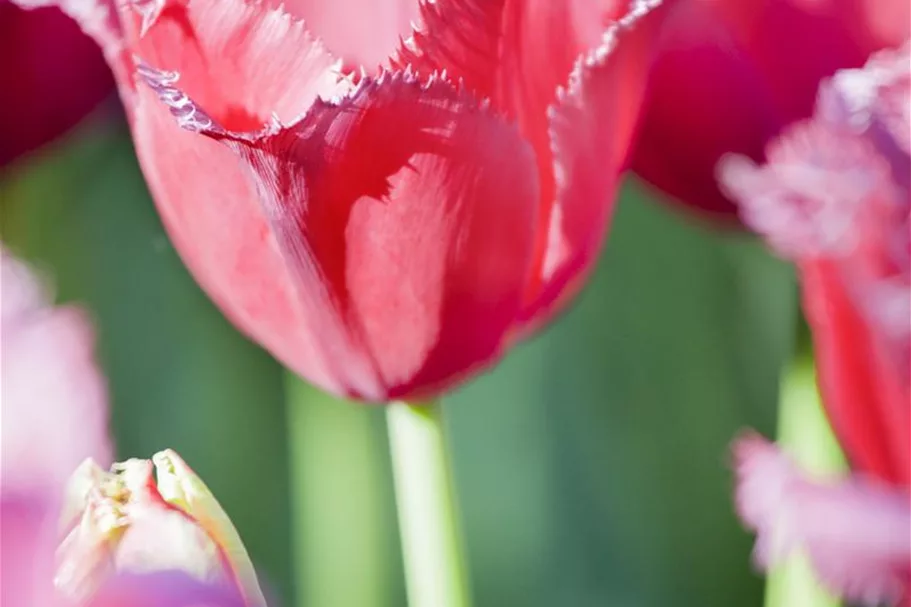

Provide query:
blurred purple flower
left=0, top=1, right=113, bottom=168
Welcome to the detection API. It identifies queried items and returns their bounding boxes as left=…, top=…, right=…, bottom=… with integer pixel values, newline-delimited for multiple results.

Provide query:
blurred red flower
left=627, top=0, right=909, bottom=221
left=20, top=0, right=672, bottom=401
left=0, top=2, right=113, bottom=168
left=723, top=44, right=910, bottom=605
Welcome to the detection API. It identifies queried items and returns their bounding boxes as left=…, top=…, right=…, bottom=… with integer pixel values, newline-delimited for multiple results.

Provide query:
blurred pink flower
left=0, top=2, right=113, bottom=168
left=1, top=248, right=112, bottom=492
left=733, top=434, right=910, bottom=606
left=721, top=44, right=911, bottom=606
left=0, top=249, right=251, bottom=607
left=1, top=247, right=109, bottom=606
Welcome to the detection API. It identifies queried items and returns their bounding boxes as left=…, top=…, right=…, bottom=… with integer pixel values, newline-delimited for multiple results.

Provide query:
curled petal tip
left=732, top=433, right=911, bottom=606
left=153, top=450, right=267, bottom=607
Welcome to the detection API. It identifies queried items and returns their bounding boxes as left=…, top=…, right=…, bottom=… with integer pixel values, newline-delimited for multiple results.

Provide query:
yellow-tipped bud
left=55, top=451, right=264, bottom=606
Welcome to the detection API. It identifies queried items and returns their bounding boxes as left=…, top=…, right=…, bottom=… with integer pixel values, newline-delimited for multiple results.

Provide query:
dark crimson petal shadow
left=631, top=0, right=879, bottom=221
left=0, top=2, right=113, bottom=167
left=629, top=0, right=783, bottom=220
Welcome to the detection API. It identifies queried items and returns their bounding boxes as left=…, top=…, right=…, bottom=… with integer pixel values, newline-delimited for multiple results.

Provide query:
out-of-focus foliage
left=1, top=121, right=796, bottom=607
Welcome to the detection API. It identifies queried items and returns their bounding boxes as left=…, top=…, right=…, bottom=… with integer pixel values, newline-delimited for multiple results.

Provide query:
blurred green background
left=1, top=115, right=797, bottom=607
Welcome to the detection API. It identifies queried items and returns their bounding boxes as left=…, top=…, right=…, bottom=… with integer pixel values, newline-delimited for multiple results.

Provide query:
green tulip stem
left=387, top=400, right=472, bottom=607
left=287, top=376, right=392, bottom=607
left=764, top=357, right=846, bottom=607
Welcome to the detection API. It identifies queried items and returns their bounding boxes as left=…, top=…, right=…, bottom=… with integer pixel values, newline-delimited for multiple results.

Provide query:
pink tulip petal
left=142, top=66, right=540, bottom=400
left=390, top=0, right=617, bottom=107
left=522, top=0, right=673, bottom=323
left=801, top=259, right=911, bottom=486
left=733, top=433, right=911, bottom=606
left=126, top=0, right=551, bottom=399
left=279, top=0, right=418, bottom=69
left=391, top=0, right=673, bottom=322
left=0, top=497, right=66, bottom=607
left=129, top=0, right=343, bottom=127
left=717, top=122, right=886, bottom=260
left=107, top=1, right=348, bottom=394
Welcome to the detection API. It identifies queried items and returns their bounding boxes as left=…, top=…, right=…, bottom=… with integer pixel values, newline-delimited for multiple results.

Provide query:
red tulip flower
left=0, top=1, right=113, bottom=168
left=721, top=45, right=911, bottom=606
left=625, top=0, right=909, bottom=220
left=16, top=0, right=673, bottom=401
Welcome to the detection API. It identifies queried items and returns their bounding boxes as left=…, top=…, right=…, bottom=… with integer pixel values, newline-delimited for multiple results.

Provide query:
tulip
left=617, top=0, right=910, bottom=220
left=0, top=248, right=258, bottom=607
left=13, top=0, right=673, bottom=401
left=58, top=451, right=267, bottom=606
left=720, top=44, right=910, bottom=605
left=0, top=1, right=113, bottom=168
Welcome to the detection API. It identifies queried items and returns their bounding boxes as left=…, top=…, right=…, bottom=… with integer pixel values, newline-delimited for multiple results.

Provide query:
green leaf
left=447, top=180, right=797, bottom=607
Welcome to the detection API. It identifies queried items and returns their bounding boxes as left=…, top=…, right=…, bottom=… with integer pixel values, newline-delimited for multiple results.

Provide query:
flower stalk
left=387, top=401, right=471, bottom=607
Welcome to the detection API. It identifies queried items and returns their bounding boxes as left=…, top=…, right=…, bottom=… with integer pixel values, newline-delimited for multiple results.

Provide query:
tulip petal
left=1, top=497, right=66, bottom=607
left=128, top=0, right=344, bottom=127
left=733, top=433, right=911, bottom=606
left=88, top=571, right=246, bottom=607
left=140, top=61, right=540, bottom=400
left=113, top=502, right=227, bottom=586
left=56, top=493, right=119, bottom=601
left=280, top=0, right=418, bottom=69
left=391, top=0, right=614, bottom=107
left=153, top=450, right=266, bottom=607
left=522, top=0, right=673, bottom=322
left=59, top=458, right=108, bottom=533
left=116, top=2, right=349, bottom=395
left=800, top=260, right=911, bottom=486
left=393, top=1, right=673, bottom=321
left=392, top=0, right=622, bottom=318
